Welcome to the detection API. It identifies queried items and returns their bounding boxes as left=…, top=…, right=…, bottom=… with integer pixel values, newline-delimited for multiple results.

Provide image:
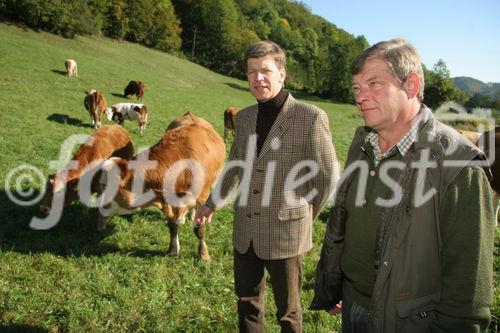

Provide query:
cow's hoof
left=166, top=247, right=179, bottom=257
left=198, top=245, right=210, bottom=262
left=199, top=253, right=211, bottom=262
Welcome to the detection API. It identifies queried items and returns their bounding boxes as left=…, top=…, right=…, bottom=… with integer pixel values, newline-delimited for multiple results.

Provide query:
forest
left=1, top=0, right=497, bottom=110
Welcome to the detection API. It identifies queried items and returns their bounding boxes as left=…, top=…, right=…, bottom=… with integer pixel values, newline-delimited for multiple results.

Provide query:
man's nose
left=256, top=72, right=264, bottom=81
left=355, top=87, right=369, bottom=105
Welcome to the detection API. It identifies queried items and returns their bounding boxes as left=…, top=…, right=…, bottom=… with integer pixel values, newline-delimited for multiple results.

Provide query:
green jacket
left=310, top=106, right=495, bottom=332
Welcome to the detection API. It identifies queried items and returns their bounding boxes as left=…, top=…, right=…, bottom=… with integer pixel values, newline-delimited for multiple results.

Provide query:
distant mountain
left=453, top=76, right=500, bottom=100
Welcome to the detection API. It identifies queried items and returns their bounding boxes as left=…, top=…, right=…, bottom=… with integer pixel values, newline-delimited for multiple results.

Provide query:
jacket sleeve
left=309, top=203, right=346, bottom=310
left=429, top=165, right=494, bottom=332
left=308, top=111, right=339, bottom=220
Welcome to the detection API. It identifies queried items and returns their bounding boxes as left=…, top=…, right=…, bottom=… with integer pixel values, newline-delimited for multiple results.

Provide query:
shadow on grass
left=51, top=69, right=67, bottom=77
left=0, top=324, right=49, bottom=333
left=224, top=82, right=248, bottom=92
left=0, top=190, right=166, bottom=258
left=46, top=113, right=93, bottom=128
left=111, top=92, right=126, bottom=98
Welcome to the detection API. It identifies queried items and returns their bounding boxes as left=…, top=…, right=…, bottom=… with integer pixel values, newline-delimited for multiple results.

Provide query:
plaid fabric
left=206, top=94, right=339, bottom=260
left=365, top=113, right=423, bottom=167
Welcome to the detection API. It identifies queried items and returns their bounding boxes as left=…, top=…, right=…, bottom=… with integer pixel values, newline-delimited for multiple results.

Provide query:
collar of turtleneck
left=257, top=88, right=289, bottom=114
left=255, top=88, right=289, bottom=155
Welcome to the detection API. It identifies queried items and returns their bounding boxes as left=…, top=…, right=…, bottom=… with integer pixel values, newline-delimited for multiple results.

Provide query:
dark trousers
left=234, top=244, right=303, bottom=333
left=342, top=285, right=370, bottom=333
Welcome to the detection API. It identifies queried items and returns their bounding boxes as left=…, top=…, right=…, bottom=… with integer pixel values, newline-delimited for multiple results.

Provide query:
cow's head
left=39, top=173, right=77, bottom=214
left=112, top=112, right=125, bottom=126
left=99, top=157, right=133, bottom=192
left=104, top=107, right=114, bottom=121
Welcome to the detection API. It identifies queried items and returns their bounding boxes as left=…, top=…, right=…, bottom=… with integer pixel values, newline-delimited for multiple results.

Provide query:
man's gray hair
left=352, top=38, right=425, bottom=101
left=245, top=40, right=286, bottom=69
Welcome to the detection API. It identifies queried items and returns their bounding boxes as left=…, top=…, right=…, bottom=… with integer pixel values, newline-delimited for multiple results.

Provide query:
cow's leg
left=193, top=223, right=210, bottom=261
left=223, top=127, right=227, bottom=143
left=93, top=113, right=99, bottom=129
left=97, top=212, right=107, bottom=231
left=166, top=218, right=181, bottom=256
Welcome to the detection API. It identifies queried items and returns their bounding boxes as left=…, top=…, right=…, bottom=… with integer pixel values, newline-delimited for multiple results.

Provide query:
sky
left=300, top=0, right=500, bottom=83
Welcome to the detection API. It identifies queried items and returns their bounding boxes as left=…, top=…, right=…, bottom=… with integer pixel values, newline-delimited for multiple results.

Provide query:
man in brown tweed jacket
left=195, top=40, right=339, bottom=332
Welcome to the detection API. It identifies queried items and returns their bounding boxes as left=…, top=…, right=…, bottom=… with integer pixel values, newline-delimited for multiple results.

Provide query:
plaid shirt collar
left=365, top=112, right=423, bottom=166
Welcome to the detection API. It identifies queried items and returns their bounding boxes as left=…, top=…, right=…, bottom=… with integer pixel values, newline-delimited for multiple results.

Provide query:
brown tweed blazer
left=207, top=94, right=338, bottom=260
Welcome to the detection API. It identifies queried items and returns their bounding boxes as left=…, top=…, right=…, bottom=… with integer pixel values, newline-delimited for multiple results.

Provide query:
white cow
left=65, top=59, right=78, bottom=78
left=105, top=103, right=148, bottom=135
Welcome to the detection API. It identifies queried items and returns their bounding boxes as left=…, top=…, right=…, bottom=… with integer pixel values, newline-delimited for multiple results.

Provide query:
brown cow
left=40, top=125, right=134, bottom=230
left=223, top=107, right=240, bottom=142
left=98, top=112, right=226, bottom=260
left=84, top=89, right=107, bottom=129
left=124, top=80, right=145, bottom=101
left=65, top=59, right=78, bottom=78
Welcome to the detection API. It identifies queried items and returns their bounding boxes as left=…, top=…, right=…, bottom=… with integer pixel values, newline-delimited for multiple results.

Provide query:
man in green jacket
left=310, top=38, right=495, bottom=332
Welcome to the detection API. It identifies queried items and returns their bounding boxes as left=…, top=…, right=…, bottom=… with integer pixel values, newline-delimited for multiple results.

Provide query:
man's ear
left=279, top=68, right=286, bottom=84
left=405, top=72, right=420, bottom=98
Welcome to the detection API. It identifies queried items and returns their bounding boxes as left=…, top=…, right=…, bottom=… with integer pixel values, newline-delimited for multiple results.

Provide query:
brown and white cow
left=40, top=125, right=134, bottom=229
left=65, top=59, right=78, bottom=78
left=84, top=89, right=107, bottom=128
left=105, top=103, right=148, bottom=135
left=124, top=80, right=145, bottom=101
left=223, top=107, right=240, bottom=143
left=98, top=112, right=226, bottom=260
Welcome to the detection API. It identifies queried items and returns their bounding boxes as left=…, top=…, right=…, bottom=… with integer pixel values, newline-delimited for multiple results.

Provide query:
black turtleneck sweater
left=256, top=88, right=289, bottom=155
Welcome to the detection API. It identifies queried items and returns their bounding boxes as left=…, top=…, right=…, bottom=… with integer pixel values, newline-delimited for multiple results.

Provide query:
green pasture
left=0, top=22, right=497, bottom=332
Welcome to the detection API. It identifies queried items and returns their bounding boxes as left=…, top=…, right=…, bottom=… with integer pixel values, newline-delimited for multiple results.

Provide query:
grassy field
left=0, top=22, right=498, bottom=332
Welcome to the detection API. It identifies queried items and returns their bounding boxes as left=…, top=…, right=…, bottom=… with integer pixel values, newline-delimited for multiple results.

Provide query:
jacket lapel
left=256, top=94, right=296, bottom=161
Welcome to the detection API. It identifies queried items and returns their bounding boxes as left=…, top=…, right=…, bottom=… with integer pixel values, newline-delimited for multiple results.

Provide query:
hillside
left=0, top=23, right=359, bottom=332
left=453, top=76, right=500, bottom=100
left=0, top=22, right=360, bottom=183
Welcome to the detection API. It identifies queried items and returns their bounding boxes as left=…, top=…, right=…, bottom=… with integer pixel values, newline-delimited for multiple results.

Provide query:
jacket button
left=246, top=213, right=252, bottom=218
left=254, top=212, right=260, bottom=216
left=383, top=261, right=389, bottom=267
left=253, top=189, right=260, bottom=194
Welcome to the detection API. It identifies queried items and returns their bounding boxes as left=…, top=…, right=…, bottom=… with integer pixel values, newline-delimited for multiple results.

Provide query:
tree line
left=0, top=0, right=494, bottom=110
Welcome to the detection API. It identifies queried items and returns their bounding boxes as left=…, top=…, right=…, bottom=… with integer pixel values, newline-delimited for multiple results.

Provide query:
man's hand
left=327, top=301, right=342, bottom=316
left=195, top=204, right=213, bottom=225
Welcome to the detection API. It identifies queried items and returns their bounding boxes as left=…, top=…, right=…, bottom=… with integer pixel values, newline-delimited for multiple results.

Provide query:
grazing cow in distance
left=223, top=106, right=240, bottom=142
left=98, top=112, right=226, bottom=260
left=84, top=89, right=107, bottom=128
left=105, top=103, right=148, bottom=135
left=124, top=80, right=145, bottom=101
left=65, top=59, right=78, bottom=78
left=40, top=125, right=134, bottom=230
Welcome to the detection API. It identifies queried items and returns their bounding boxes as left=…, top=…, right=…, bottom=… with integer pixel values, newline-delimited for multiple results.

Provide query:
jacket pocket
left=278, top=203, right=309, bottom=221
left=396, top=293, right=439, bottom=333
